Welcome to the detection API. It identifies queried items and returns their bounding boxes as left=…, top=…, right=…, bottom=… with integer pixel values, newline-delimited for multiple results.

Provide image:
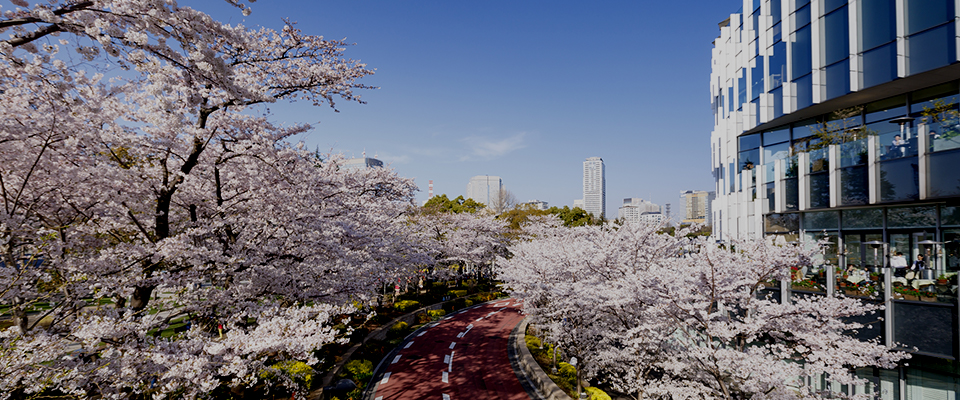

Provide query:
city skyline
left=192, top=0, right=728, bottom=215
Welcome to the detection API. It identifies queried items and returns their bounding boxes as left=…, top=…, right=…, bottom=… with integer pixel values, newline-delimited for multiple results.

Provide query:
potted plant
left=894, top=286, right=921, bottom=301
left=791, top=279, right=822, bottom=293
left=937, top=274, right=949, bottom=285
left=869, top=272, right=881, bottom=282
left=843, top=284, right=860, bottom=297
left=920, top=290, right=938, bottom=302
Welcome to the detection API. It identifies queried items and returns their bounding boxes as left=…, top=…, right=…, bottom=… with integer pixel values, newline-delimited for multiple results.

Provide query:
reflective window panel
left=842, top=208, right=883, bottom=229
left=906, top=23, right=957, bottom=76
left=928, top=148, right=960, bottom=197
left=859, top=0, right=896, bottom=51
left=840, top=166, right=869, bottom=206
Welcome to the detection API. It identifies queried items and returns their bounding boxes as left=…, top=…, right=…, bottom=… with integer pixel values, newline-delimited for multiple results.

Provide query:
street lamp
left=889, top=116, right=916, bottom=139
left=918, top=239, right=943, bottom=280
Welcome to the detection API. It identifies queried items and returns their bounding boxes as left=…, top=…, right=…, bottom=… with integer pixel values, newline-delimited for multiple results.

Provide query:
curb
left=510, top=318, right=573, bottom=400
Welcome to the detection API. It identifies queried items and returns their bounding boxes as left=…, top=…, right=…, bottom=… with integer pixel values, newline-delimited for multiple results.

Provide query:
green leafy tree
left=546, top=206, right=602, bottom=227
left=498, top=204, right=551, bottom=230
left=422, top=194, right=486, bottom=214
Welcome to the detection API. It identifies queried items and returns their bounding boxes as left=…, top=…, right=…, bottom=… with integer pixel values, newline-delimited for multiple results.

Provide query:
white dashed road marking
left=392, top=355, right=401, bottom=364
left=442, top=371, right=448, bottom=383
left=449, top=342, right=456, bottom=349
left=405, top=341, right=414, bottom=348
left=380, top=372, right=391, bottom=385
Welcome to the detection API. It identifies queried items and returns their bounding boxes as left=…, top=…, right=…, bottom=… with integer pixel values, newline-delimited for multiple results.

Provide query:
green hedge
left=585, top=387, right=611, bottom=400
left=393, top=300, right=421, bottom=312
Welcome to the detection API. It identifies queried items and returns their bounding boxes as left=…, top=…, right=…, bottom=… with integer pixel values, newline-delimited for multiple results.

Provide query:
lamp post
left=889, top=116, right=916, bottom=139
left=917, top=239, right=943, bottom=280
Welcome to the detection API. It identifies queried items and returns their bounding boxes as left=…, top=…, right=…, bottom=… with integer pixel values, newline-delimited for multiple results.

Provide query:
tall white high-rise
left=582, top=157, right=605, bottom=219
left=466, top=175, right=502, bottom=208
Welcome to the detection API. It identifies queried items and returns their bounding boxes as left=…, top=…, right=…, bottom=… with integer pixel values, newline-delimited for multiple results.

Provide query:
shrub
left=387, top=321, right=409, bottom=339
left=344, top=359, right=373, bottom=383
left=464, top=299, right=474, bottom=307
left=427, top=309, right=446, bottom=320
left=585, top=387, right=611, bottom=400
left=525, top=334, right=541, bottom=350
left=559, top=362, right=576, bottom=380
left=259, top=360, right=314, bottom=388
left=449, top=290, right=467, bottom=298
left=393, top=300, right=421, bottom=312
left=416, top=312, right=430, bottom=324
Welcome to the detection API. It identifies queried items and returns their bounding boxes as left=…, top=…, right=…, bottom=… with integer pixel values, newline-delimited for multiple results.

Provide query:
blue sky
left=198, top=0, right=737, bottom=219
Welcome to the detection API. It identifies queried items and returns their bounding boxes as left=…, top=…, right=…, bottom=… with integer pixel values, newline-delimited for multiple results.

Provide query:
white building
left=523, top=200, right=549, bottom=210
left=341, top=156, right=383, bottom=170
left=710, top=0, right=960, bottom=391
left=618, top=198, right=662, bottom=225
left=466, top=175, right=502, bottom=208
left=582, top=157, right=605, bottom=219
left=573, top=199, right=584, bottom=209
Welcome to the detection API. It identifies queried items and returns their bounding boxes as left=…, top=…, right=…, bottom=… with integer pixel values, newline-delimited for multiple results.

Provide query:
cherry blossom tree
left=412, top=208, right=509, bottom=281
left=499, top=220, right=908, bottom=400
left=0, top=0, right=433, bottom=398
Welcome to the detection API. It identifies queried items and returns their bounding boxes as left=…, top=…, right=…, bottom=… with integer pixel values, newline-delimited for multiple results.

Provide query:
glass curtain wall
left=768, top=0, right=785, bottom=120
left=912, top=83, right=960, bottom=198
left=904, top=0, right=956, bottom=76
left=763, top=127, right=789, bottom=212
left=820, top=1, right=850, bottom=100
left=791, top=2, right=813, bottom=110
left=874, top=108, right=919, bottom=202
left=857, top=0, right=897, bottom=89
left=740, top=134, right=760, bottom=202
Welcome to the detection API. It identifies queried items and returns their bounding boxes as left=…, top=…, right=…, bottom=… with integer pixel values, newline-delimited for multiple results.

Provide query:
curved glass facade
left=711, top=0, right=960, bottom=392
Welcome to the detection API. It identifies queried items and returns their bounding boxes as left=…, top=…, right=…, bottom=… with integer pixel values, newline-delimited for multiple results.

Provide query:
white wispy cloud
left=461, top=132, right=527, bottom=160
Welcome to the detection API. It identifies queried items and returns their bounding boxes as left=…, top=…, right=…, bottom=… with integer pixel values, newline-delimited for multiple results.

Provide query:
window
left=752, top=57, right=765, bottom=100
left=792, top=25, right=812, bottom=79
left=769, top=41, right=786, bottom=89
left=821, top=5, right=850, bottom=100
left=859, top=0, right=896, bottom=51
left=905, top=0, right=957, bottom=75
left=763, top=126, right=789, bottom=145
left=739, top=133, right=761, bottom=150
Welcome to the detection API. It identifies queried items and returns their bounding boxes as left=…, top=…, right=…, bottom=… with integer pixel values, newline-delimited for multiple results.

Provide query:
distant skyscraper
left=582, top=157, right=605, bottom=219
left=466, top=175, right=502, bottom=208
left=523, top=200, right=549, bottom=210
left=618, top=198, right=662, bottom=225
left=342, top=156, right=383, bottom=170
left=680, top=190, right=715, bottom=225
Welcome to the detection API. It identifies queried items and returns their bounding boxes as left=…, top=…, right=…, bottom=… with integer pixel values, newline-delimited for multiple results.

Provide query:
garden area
left=523, top=327, right=611, bottom=400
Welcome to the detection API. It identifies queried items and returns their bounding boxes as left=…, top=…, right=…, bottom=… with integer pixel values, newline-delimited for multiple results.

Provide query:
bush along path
left=521, top=324, right=615, bottom=400
left=310, top=287, right=506, bottom=400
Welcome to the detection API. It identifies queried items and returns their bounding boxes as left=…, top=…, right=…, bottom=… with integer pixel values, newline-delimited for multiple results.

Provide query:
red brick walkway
left=370, top=299, right=530, bottom=400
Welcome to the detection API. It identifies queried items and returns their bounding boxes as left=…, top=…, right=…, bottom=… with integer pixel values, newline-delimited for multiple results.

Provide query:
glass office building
left=710, top=0, right=960, bottom=398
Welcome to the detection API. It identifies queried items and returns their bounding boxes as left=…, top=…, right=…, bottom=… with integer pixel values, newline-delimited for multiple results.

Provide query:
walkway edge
left=510, top=318, right=573, bottom=400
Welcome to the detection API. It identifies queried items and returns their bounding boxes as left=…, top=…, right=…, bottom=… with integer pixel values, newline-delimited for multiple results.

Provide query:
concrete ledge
left=511, top=318, right=572, bottom=400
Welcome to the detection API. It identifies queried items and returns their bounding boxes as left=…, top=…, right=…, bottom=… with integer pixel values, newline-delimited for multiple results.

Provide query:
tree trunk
left=129, top=285, right=155, bottom=312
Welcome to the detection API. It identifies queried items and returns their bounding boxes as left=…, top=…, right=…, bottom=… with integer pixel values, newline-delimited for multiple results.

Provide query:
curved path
left=369, top=298, right=530, bottom=400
